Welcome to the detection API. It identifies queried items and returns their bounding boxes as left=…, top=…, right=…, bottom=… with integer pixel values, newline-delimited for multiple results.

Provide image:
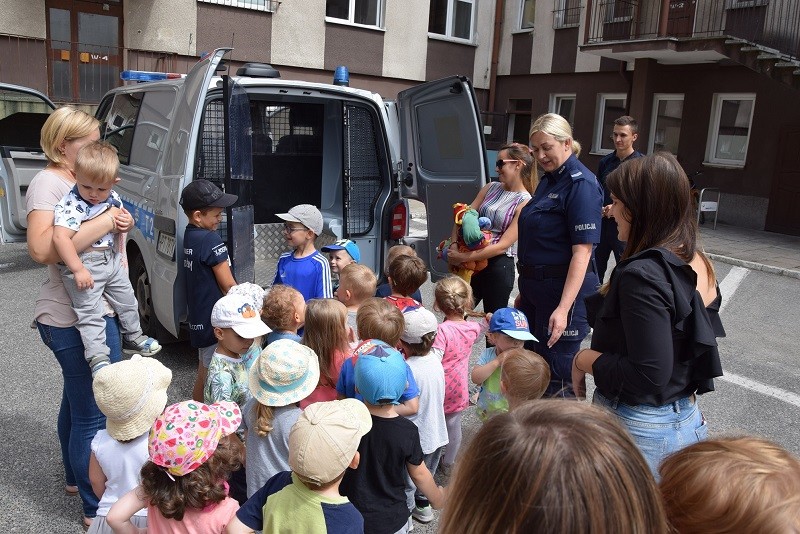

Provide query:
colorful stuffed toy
left=437, top=203, right=492, bottom=283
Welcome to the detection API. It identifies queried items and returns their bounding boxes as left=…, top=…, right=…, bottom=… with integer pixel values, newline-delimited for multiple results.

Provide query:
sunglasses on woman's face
left=496, top=159, right=518, bottom=168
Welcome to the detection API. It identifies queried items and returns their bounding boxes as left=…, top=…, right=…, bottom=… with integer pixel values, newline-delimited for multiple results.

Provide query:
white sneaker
left=412, top=505, right=434, bottom=523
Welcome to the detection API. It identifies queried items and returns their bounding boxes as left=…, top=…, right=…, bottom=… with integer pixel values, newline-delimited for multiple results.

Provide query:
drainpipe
left=658, top=0, right=670, bottom=37
left=487, top=0, right=505, bottom=113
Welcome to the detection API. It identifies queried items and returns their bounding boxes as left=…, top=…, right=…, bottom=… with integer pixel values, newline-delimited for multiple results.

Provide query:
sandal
left=122, top=335, right=162, bottom=356
left=65, top=484, right=79, bottom=496
left=82, top=516, right=93, bottom=532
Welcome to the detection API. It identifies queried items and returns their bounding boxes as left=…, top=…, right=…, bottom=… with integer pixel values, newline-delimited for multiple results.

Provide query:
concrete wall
left=125, top=0, right=197, bottom=55
left=0, top=0, right=45, bottom=39
left=472, top=0, right=495, bottom=90
left=271, top=0, right=325, bottom=69
left=383, top=0, right=427, bottom=81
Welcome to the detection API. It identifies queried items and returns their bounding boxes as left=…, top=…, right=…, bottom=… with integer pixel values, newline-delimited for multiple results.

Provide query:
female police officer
left=516, top=113, right=602, bottom=397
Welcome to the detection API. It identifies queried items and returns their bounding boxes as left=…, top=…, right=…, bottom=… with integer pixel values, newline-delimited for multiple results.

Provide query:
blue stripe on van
left=120, top=197, right=155, bottom=241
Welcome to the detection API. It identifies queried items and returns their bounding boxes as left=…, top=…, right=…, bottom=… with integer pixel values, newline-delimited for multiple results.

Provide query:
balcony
left=581, top=0, right=800, bottom=65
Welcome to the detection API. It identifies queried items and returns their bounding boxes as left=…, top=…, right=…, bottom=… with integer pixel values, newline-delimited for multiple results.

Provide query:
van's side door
left=397, top=76, right=488, bottom=280
left=0, top=84, right=55, bottom=243
left=151, top=48, right=231, bottom=337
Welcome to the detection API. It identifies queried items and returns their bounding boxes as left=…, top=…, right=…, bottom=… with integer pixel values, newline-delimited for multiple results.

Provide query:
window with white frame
left=326, top=0, right=384, bottom=27
left=429, top=0, right=475, bottom=41
left=520, top=0, right=535, bottom=30
left=706, top=93, right=755, bottom=166
left=549, top=94, right=576, bottom=127
left=554, top=0, right=581, bottom=29
left=593, top=93, right=627, bottom=154
left=198, top=0, right=278, bottom=12
left=649, top=94, right=684, bottom=155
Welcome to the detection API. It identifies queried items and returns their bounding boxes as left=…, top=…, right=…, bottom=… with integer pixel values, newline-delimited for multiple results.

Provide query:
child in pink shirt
left=430, top=276, right=488, bottom=472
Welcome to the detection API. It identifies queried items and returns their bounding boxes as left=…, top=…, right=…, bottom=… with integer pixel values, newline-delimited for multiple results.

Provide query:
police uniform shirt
left=518, top=153, right=603, bottom=266
left=183, top=224, right=229, bottom=348
left=597, top=150, right=643, bottom=205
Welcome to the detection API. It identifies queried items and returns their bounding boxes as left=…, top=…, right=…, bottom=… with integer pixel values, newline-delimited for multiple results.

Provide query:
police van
left=2, top=48, right=488, bottom=340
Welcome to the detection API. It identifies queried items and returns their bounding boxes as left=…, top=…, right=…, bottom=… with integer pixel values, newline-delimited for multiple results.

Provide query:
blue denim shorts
left=593, top=391, right=708, bottom=479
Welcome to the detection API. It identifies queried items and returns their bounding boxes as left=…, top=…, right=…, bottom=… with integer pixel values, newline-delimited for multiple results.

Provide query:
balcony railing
left=0, top=33, right=187, bottom=105
left=584, top=0, right=800, bottom=61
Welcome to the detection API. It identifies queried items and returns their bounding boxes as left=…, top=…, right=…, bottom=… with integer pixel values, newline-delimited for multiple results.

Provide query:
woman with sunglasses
left=446, top=143, right=533, bottom=314
left=516, top=113, right=602, bottom=397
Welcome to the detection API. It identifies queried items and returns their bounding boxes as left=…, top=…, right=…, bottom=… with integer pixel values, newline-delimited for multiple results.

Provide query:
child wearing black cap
left=179, top=179, right=239, bottom=402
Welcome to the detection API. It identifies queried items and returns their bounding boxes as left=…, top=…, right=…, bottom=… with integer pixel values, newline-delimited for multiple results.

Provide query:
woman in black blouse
left=572, top=152, right=725, bottom=477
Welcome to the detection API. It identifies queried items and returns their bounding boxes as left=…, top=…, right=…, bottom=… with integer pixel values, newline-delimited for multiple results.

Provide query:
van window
left=129, top=89, right=176, bottom=171
left=103, top=92, right=143, bottom=165
left=0, top=88, right=53, bottom=150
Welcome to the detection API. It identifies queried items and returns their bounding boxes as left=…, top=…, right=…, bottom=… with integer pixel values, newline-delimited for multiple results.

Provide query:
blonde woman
left=517, top=113, right=602, bottom=397
left=26, top=106, right=133, bottom=529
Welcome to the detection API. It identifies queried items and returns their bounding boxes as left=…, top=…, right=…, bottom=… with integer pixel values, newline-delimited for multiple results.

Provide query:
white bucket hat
left=248, top=339, right=321, bottom=407
left=92, top=354, right=172, bottom=441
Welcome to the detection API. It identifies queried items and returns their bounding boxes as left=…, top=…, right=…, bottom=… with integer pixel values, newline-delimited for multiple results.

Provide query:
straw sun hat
left=92, top=354, right=172, bottom=441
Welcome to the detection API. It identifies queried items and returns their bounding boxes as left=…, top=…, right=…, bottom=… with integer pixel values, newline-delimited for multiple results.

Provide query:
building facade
left=2, top=0, right=799, bottom=234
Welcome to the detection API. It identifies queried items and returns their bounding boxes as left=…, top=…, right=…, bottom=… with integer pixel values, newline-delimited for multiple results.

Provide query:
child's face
left=214, top=327, right=254, bottom=357
left=488, top=331, right=523, bottom=354
left=75, top=176, right=117, bottom=205
left=193, top=207, right=224, bottom=231
left=329, top=250, right=355, bottom=274
left=293, top=293, right=307, bottom=328
left=282, top=223, right=314, bottom=248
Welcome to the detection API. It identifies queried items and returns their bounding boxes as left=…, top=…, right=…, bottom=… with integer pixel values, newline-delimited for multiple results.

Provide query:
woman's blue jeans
left=593, top=391, right=708, bottom=479
left=37, top=317, right=121, bottom=518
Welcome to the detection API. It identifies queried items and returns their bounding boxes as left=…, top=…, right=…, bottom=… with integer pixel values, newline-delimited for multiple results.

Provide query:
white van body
left=3, top=49, right=488, bottom=340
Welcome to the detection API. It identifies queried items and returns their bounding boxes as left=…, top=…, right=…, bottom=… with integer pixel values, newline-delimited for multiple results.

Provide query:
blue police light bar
left=120, top=70, right=185, bottom=82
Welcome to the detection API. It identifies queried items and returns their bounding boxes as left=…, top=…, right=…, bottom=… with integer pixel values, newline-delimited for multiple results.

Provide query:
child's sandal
left=122, top=335, right=162, bottom=356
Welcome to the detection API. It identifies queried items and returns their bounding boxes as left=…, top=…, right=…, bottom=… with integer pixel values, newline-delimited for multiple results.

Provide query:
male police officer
left=595, top=115, right=643, bottom=282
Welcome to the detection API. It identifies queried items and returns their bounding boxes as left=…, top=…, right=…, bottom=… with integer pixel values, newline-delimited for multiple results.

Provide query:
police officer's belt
left=517, top=263, right=594, bottom=280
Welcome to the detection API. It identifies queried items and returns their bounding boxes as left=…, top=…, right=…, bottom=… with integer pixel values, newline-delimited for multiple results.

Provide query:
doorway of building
left=667, top=0, right=696, bottom=37
left=46, top=0, right=122, bottom=103
left=765, top=124, right=800, bottom=236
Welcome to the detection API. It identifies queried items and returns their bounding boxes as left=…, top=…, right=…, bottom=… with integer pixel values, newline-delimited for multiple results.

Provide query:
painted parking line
left=716, top=265, right=800, bottom=408
left=721, top=371, right=800, bottom=409
left=718, top=266, right=749, bottom=313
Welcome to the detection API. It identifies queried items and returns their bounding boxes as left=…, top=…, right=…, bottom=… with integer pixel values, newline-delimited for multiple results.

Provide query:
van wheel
left=129, top=253, right=171, bottom=342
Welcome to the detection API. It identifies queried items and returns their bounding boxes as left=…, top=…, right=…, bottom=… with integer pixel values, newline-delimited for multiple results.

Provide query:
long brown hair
left=439, top=400, right=668, bottom=534
left=606, top=152, right=715, bottom=284
left=500, top=142, right=537, bottom=193
left=140, top=434, right=243, bottom=520
left=302, top=299, right=349, bottom=387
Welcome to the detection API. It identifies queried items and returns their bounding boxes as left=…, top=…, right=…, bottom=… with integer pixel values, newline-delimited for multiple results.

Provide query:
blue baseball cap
left=489, top=308, right=537, bottom=341
left=321, top=239, right=361, bottom=263
left=354, top=340, right=407, bottom=405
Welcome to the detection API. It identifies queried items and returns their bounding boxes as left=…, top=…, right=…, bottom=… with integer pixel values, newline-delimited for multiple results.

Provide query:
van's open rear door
left=397, top=76, right=488, bottom=280
left=153, top=48, right=230, bottom=336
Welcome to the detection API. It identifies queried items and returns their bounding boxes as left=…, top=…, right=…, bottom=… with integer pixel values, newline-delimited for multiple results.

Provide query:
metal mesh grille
left=344, top=104, right=383, bottom=236
left=197, top=99, right=225, bottom=186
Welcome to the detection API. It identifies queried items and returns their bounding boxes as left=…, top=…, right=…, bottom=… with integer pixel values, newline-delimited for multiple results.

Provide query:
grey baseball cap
left=276, top=204, right=324, bottom=236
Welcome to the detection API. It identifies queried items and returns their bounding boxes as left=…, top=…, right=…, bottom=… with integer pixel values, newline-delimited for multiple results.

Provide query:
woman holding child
left=26, top=106, right=133, bottom=528
left=572, top=152, right=725, bottom=477
left=446, top=142, right=533, bottom=314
